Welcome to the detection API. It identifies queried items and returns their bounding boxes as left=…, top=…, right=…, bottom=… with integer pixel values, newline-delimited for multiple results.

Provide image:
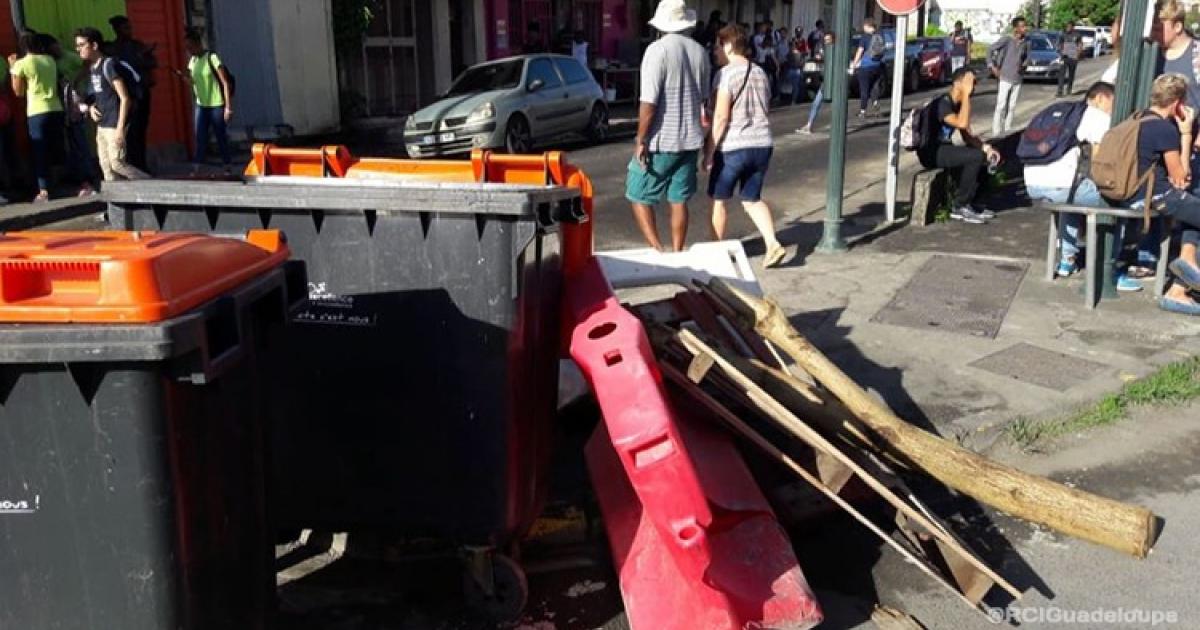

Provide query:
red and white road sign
left=877, top=0, right=925, bottom=16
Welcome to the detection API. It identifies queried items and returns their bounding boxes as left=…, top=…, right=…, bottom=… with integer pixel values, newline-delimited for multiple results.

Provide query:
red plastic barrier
left=568, top=257, right=823, bottom=630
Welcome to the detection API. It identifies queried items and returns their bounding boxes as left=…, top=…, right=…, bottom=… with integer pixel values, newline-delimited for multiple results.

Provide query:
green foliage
left=1045, top=0, right=1120, bottom=30
left=333, top=0, right=380, bottom=55
left=924, top=24, right=947, bottom=37
left=1006, top=356, right=1200, bottom=450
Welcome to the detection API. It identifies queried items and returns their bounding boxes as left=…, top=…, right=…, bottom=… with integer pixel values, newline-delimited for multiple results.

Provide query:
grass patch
left=1005, top=356, right=1200, bottom=450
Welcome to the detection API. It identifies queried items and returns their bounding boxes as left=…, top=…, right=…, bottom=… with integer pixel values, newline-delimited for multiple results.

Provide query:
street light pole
left=817, top=0, right=854, bottom=253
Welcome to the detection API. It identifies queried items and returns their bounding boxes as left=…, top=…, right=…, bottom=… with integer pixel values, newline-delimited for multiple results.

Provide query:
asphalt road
left=560, top=57, right=1112, bottom=252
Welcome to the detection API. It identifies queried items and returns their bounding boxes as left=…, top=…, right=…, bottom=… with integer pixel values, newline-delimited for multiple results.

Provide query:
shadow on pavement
left=775, top=309, right=1052, bottom=621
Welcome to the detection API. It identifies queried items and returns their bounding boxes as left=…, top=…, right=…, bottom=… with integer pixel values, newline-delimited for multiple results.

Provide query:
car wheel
left=586, top=102, right=609, bottom=143
left=504, top=115, right=532, bottom=154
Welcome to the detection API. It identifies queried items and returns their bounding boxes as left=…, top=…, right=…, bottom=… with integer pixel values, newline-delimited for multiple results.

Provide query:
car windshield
left=446, top=60, right=524, bottom=96
left=1029, top=37, right=1053, bottom=52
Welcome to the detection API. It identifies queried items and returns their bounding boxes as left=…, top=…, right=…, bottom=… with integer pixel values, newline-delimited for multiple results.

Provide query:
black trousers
left=919, top=144, right=985, bottom=206
left=1057, top=58, right=1078, bottom=95
left=128, top=91, right=152, bottom=172
left=857, top=65, right=881, bottom=111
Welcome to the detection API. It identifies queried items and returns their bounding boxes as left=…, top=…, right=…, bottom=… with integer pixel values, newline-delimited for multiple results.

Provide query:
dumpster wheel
left=462, top=550, right=528, bottom=622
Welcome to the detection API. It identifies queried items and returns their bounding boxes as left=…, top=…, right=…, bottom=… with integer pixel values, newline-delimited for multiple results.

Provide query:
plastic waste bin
left=104, top=176, right=584, bottom=568
left=0, top=230, right=300, bottom=630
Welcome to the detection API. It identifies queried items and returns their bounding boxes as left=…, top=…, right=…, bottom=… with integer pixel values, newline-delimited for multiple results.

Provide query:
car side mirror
left=528, top=79, right=545, bottom=93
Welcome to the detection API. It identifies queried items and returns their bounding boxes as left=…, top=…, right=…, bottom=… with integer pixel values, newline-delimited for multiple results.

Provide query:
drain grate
left=871, top=255, right=1028, bottom=339
left=969, top=343, right=1111, bottom=391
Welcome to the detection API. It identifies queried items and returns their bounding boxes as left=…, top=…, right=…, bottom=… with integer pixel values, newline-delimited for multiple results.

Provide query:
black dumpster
left=0, top=230, right=300, bottom=630
left=105, top=179, right=583, bottom=557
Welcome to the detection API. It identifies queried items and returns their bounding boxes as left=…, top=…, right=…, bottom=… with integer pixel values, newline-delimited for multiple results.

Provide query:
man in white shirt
left=1024, top=82, right=1114, bottom=277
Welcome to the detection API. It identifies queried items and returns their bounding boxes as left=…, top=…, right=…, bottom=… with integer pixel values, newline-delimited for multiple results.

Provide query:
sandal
left=1125, top=265, right=1155, bottom=279
left=763, top=244, right=788, bottom=269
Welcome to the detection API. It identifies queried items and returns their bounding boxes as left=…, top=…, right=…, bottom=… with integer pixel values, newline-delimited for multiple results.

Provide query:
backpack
left=1016, top=100, right=1087, bottom=165
left=900, top=97, right=937, bottom=151
left=1090, top=112, right=1158, bottom=225
left=207, top=52, right=237, bottom=98
left=868, top=33, right=886, bottom=60
left=105, top=58, right=145, bottom=103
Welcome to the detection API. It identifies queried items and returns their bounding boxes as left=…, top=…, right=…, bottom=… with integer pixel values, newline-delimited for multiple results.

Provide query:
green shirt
left=10, top=54, right=63, bottom=116
left=187, top=52, right=225, bottom=108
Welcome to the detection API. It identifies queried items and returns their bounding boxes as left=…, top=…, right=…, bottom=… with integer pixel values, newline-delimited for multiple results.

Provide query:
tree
left=1045, top=0, right=1121, bottom=29
left=1021, top=0, right=1046, bottom=28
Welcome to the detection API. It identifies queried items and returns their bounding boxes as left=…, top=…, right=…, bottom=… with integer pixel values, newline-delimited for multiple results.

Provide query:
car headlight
left=467, top=102, right=496, bottom=125
left=405, top=116, right=418, bottom=131
left=1050, top=57, right=1062, bottom=65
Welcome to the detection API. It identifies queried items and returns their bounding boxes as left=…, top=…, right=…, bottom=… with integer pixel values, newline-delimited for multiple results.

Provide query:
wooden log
left=669, top=329, right=1020, bottom=601
left=701, top=278, right=1160, bottom=558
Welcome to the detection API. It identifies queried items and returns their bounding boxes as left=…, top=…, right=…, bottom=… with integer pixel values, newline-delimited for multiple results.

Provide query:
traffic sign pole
left=885, top=13, right=910, bottom=224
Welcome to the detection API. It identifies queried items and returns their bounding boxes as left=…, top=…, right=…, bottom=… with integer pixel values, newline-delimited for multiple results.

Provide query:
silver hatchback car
left=404, top=54, right=608, bottom=158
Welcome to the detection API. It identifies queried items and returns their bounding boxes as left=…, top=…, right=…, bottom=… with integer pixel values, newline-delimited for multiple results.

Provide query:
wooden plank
left=671, top=328, right=1021, bottom=600
left=658, top=361, right=990, bottom=613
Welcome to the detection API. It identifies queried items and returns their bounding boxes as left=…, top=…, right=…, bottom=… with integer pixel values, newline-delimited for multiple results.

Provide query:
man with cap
left=626, top=0, right=710, bottom=251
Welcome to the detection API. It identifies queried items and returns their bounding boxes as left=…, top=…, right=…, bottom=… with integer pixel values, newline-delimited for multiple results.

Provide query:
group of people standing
left=695, top=12, right=829, bottom=107
left=4, top=18, right=235, bottom=203
left=626, top=0, right=787, bottom=267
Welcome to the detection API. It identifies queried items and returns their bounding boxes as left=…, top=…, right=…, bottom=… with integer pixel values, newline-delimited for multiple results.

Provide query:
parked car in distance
left=1022, top=35, right=1063, bottom=81
left=910, top=37, right=952, bottom=85
left=404, top=54, right=607, bottom=158
left=1072, top=26, right=1103, bottom=56
left=1095, top=26, right=1113, bottom=47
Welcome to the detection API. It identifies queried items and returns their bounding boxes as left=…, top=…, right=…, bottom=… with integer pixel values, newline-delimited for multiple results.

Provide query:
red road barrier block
left=568, top=258, right=822, bottom=630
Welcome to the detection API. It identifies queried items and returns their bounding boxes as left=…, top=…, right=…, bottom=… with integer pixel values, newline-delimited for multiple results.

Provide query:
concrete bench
left=1037, top=202, right=1171, bottom=309
left=910, top=167, right=947, bottom=226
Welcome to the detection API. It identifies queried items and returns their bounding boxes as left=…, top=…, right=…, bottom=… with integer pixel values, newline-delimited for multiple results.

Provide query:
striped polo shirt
left=639, top=33, right=710, bottom=153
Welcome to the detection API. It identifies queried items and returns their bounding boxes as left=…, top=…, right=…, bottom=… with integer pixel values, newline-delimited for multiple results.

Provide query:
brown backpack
left=1090, top=112, right=1158, bottom=227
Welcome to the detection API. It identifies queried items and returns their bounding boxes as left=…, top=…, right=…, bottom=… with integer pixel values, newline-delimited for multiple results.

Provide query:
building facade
left=5, top=0, right=339, bottom=166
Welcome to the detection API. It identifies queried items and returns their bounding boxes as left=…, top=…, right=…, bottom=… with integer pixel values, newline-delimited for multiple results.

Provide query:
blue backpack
left=1017, top=100, right=1087, bottom=165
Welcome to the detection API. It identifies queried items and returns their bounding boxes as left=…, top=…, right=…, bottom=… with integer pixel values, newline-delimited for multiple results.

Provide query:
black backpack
left=1017, top=100, right=1088, bottom=165
left=207, top=52, right=237, bottom=98
left=110, top=58, right=145, bottom=103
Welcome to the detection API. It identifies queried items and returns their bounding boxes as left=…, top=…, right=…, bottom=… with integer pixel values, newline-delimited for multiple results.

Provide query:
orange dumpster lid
left=0, top=230, right=290, bottom=323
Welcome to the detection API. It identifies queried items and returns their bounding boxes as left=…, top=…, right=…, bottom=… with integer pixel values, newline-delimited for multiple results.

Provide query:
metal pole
left=818, top=0, right=854, bottom=253
left=10, top=0, right=24, bottom=33
left=1096, top=0, right=1152, bottom=300
left=885, top=13, right=909, bottom=224
left=1113, top=0, right=1151, bottom=122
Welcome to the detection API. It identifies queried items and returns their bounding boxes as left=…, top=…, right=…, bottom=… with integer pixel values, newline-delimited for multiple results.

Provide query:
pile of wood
left=632, top=279, right=1160, bottom=614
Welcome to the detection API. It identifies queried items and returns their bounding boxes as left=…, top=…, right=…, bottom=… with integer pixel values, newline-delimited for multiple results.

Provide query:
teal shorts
left=625, top=150, right=699, bottom=205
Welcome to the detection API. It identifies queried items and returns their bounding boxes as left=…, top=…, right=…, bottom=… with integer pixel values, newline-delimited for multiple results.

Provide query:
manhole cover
left=871, top=255, right=1028, bottom=338
left=969, top=343, right=1110, bottom=391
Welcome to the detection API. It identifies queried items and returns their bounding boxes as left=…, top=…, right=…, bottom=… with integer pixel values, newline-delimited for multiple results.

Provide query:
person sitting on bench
left=1024, top=82, right=1114, bottom=279
left=1124, top=73, right=1200, bottom=315
left=917, top=67, right=1002, bottom=224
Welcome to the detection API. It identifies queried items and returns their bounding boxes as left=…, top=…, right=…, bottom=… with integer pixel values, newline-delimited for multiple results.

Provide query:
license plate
left=803, top=62, right=819, bottom=72
left=440, top=132, right=455, bottom=142
left=1028, top=66, right=1046, bottom=72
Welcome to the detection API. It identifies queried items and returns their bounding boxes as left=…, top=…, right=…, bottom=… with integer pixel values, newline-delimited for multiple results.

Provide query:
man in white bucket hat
left=626, top=0, right=710, bottom=251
